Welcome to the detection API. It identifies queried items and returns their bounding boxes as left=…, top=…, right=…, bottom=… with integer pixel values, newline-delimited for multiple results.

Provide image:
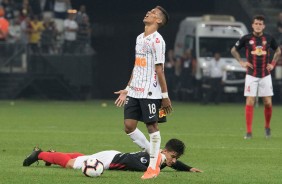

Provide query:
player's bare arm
left=155, top=64, right=172, bottom=115
left=114, top=72, right=133, bottom=107
left=189, top=167, right=203, bottom=173
left=231, top=46, right=253, bottom=69
left=267, top=47, right=281, bottom=71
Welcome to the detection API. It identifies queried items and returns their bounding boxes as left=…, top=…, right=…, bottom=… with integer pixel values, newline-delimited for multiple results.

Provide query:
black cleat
left=23, top=147, right=42, bottom=166
left=265, top=128, right=271, bottom=139
left=45, top=149, right=56, bottom=166
left=244, top=132, right=252, bottom=139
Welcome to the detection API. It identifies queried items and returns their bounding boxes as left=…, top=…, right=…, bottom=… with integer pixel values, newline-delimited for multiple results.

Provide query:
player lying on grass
left=23, top=138, right=202, bottom=173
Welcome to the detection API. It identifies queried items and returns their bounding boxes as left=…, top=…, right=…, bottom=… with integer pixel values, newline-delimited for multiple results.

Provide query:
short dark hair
left=156, top=6, right=169, bottom=27
left=253, top=15, right=265, bottom=23
left=164, top=138, right=185, bottom=156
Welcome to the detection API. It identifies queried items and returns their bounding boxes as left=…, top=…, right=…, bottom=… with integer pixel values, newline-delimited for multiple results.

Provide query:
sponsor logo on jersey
left=140, top=157, right=148, bottom=164
left=153, top=72, right=157, bottom=87
left=132, top=87, right=145, bottom=92
left=251, top=46, right=267, bottom=56
left=135, top=57, right=147, bottom=67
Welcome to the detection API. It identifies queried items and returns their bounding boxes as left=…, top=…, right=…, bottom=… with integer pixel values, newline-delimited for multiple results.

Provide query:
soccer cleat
left=141, top=166, right=160, bottom=179
left=45, top=149, right=56, bottom=166
left=141, top=152, right=162, bottom=179
left=23, top=147, right=42, bottom=166
left=244, top=132, right=252, bottom=139
left=265, top=128, right=271, bottom=139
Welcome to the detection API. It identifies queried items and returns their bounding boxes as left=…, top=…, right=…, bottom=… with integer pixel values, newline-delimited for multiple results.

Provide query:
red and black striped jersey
left=234, top=33, right=278, bottom=78
left=109, top=151, right=192, bottom=171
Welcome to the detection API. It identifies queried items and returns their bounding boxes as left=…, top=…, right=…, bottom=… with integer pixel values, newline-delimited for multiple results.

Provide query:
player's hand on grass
left=114, top=89, right=128, bottom=107
left=189, top=167, right=203, bottom=173
left=239, top=60, right=253, bottom=69
left=161, top=98, right=172, bottom=115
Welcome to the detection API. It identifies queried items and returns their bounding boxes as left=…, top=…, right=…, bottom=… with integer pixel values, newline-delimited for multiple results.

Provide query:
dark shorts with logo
left=124, top=96, right=166, bottom=123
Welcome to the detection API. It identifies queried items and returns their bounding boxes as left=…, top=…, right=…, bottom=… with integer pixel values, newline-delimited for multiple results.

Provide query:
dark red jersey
left=109, top=151, right=192, bottom=171
left=234, top=33, right=278, bottom=78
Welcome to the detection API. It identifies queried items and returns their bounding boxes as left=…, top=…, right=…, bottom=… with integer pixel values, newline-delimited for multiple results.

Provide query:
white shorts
left=244, top=74, right=273, bottom=97
left=73, top=150, right=120, bottom=170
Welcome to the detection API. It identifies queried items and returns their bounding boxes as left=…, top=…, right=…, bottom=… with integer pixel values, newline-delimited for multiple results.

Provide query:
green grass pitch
left=0, top=100, right=281, bottom=184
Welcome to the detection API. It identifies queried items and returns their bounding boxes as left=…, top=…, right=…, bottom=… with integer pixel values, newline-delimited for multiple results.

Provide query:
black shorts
left=124, top=96, right=167, bottom=123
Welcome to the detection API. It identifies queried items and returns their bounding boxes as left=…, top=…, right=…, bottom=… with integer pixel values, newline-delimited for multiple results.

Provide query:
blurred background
left=0, top=0, right=281, bottom=103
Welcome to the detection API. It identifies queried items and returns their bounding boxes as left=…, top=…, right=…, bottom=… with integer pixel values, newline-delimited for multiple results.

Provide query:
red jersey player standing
left=114, top=6, right=172, bottom=179
left=231, top=15, right=281, bottom=139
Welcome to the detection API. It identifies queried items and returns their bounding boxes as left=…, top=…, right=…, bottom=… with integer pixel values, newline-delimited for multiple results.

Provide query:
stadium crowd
left=0, top=0, right=92, bottom=55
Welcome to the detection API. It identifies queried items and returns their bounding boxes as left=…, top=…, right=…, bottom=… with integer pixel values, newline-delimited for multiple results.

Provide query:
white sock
left=127, top=128, right=150, bottom=152
left=148, top=131, right=161, bottom=170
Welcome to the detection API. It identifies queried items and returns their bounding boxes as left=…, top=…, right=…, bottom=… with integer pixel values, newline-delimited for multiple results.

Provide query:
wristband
left=271, top=61, right=276, bottom=67
left=161, top=92, right=169, bottom=98
left=125, top=86, right=130, bottom=91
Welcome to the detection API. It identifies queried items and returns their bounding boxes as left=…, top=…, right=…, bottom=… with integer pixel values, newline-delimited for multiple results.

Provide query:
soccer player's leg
left=244, top=75, right=258, bottom=139
left=259, top=75, right=274, bottom=138
left=140, top=99, right=162, bottom=179
left=38, top=151, right=84, bottom=168
left=141, top=123, right=162, bottom=179
left=124, top=97, right=150, bottom=152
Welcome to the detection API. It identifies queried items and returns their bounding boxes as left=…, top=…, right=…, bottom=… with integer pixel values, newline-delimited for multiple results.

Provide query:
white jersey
left=73, top=150, right=121, bottom=170
left=127, top=31, right=166, bottom=99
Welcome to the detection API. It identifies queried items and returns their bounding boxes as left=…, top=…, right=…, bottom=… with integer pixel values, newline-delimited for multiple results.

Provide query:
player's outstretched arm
left=171, top=160, right=203, bottom=172
left=114, top=89, right=128, bottom=107
left=189, top=167, right=203, bottom=173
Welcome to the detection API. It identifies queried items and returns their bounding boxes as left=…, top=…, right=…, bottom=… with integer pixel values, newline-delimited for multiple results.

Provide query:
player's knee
left=124, top=120, right=137, bottom=134
left=263, top=97, right=272, bottom=107
left=246, top=97, right=255, bottom=105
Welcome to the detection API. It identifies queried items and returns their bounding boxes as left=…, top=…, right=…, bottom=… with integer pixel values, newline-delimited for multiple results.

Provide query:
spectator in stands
left=19, top=0, right=32, bottom=21
left=41, top=17, right=58, bottom=54
left=76, top=15, right=91, bottom=54
left=54, top=0, right=71, bottom=20
left=179, top=49, right=196, bottom=101
left=164, top=49, right=176, bottom=98
left=0, top=6, right=9, bottom=42
left=202, top=52, right=226, bottom=105
left=0, top=6, right=9, bottom=58
left=75, top=5, right=89, bottom=24
left=29, top=15, right=44, bottom=54
left=276, top=12, right=282, bottom=45
left=1, top=0, right=15, bottom=20
left=29, top=0, right=42, bottom=17
left=20, top=16, right=31, bottom=45
left=63, top=9, right=78, bottom=54
left=173, top=56, right=182, bottom=100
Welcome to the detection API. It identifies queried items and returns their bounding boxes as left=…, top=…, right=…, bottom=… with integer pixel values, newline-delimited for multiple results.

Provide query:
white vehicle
left=174, top=15, right=248, bottom=93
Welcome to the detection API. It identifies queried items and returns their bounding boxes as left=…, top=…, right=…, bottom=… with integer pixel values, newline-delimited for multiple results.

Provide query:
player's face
left=162, top=150, right=179, bottom=166
left=143, top=8, right=162, bottom=25
left=252, top=19, right=265, bottom=34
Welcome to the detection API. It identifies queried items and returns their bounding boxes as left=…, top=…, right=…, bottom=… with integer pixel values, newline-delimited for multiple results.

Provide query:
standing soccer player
left=231, top=15, right=281, bottom=139
left=114, top=6, right=172, bottom=179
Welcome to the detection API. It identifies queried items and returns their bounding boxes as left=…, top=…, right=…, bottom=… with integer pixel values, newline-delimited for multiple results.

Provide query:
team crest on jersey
left=251, top=46, right=267, bottom=56
left=156, top=38, right=160, bottom=43
left=262, top=41, right=267, bottom=45
left=249, top=40, right=254, bottom=45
